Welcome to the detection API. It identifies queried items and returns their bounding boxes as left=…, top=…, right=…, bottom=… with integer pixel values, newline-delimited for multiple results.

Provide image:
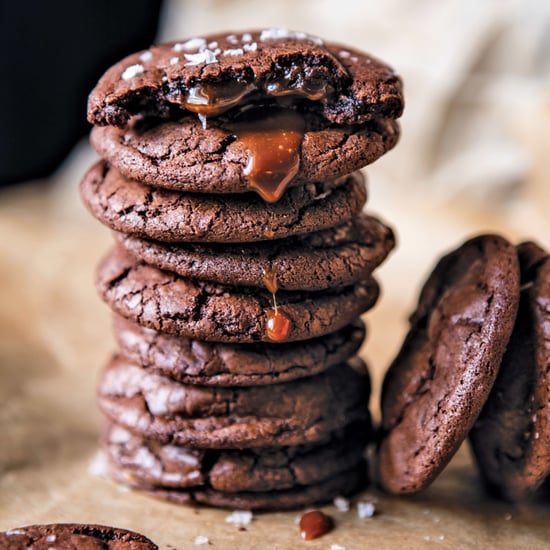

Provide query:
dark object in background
left=0, top=0, right=163, bottom=186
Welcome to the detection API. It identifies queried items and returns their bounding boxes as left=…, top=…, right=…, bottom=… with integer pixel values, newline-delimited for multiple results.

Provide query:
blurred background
left=1, top=0, right=550, bottom=539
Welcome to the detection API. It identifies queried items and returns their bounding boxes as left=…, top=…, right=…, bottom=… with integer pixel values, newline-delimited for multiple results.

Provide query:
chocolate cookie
left=98, top=356, right=370, bottom=448
left=115, top=212, right=395, bottom=291
left=114, top=316, right=365, bottom=386
left=96, top=247, right=379, bottom=343
left=469, top=241, right=550, bottom=501
left=90, top=116, right=399, bottom=195
left=88, top=29, right=403, bottom=127
left=378, top=234, right=520, bottom=494
left=80, top=162, right=367, bottom=243
left=104, top=421, right=367, bottom=493
left=0, top=524, right=157, bottom=549
left=144, top=464, right=367, bottom=511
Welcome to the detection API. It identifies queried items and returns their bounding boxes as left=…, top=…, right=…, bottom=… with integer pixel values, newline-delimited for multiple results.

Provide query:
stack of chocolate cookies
left=81, top=29, right=403, bottom=509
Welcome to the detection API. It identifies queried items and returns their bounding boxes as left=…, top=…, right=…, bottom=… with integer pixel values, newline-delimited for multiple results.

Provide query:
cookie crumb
left=357, top=501, right=375, bottom=518
left=121, top=64, right=144, bottom=80
left=194, top=535, right=209, bottom=545
left=225, top=510, right=253, bottom=526
left=333, top=496, right=350, bottom=512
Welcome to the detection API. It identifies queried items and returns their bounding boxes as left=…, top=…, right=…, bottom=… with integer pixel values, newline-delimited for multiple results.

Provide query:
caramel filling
left=262, top=266, right=292, bottom=342
left=229, top=109, right=304, bottom=202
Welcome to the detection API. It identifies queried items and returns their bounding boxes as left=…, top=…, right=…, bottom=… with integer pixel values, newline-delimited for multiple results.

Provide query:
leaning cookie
left=80, top=162, right=367, bottom=243
left=96, top=248, right=379, bottom=343
left=378, top=234, right=520, bottom=494
left=114, top=316, right=365, bottom=386
left=469, top=241, right=550, bottom=501
left=0, top=523, right=157, bottom=549
left=114, top=212, right=395, bottom=291
left=98, top=356, right=371, bottom=449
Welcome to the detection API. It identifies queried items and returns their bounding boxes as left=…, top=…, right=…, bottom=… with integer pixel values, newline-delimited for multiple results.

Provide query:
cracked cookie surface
left=114, top=316, right=365, bottom=386
left=87, top=30, right=403, bottom=128
left=98, top=356, right=371, bottom=449
left=114, top=212, right=395, bottom=291
left=91, top=117, right=399, bottom=193
left=378, top=234, right=520, bottom=494
left=96, top=247, right=379, bottom=343
left=469, top=241, right=550, bottom=501
left=0, top=523, right=157, bottom=549
left=80, top=162, right=367, bottom=243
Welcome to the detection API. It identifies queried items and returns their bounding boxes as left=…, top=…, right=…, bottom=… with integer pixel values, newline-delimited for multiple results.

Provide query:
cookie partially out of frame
left=115, top=212, right=395, bottom=292
left=114, top=316, right=365, bottom=386
left=0, top=523, right=157, bottom=549
left=96, top=247, right=379, bottom=343
left=470, top=241, right=550, bottom=501
left=98, top=356, right=371, bottom=449
left=378, top=234, right=520, bottom=494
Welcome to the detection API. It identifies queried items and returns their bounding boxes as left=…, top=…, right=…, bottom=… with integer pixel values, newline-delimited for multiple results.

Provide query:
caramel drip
left=299, top=510, right=334, bottom=540
left=263, top=265, right=291, bottom=342
left=183, top=81, right=254, bottom=116
left=231, top=109, right=305, bottom=202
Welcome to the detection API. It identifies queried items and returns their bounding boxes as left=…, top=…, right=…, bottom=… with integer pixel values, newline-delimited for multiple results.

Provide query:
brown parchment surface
left=1, top=142, right=550, bottom=549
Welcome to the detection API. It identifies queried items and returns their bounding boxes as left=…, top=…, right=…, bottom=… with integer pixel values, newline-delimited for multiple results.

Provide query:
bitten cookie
left=96, top=247, right=379, bottom=343
left=114, top=316, right=365, bottom=386
left=0, top=524, right=157, bottom=549
left=98, top=356, right=371, bottom=449
left=87, top=29, right=403, bottom=197
left=469, top=241, right=550, bottom=500
left=378, top=234, right=520, bottom=494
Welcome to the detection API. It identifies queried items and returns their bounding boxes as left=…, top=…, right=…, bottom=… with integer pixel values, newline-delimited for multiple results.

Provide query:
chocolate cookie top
left=114, top=316, right=365, bottom=386
left=378, top=234, right=520, bottom=494
left=80, top=162, right=367, bottom=243
left=88, top=29, right=403, bottom=128
left=470, top=241, right=550, bottom=501
left=96, top=248, right=379, bottom=343
left=104, top=421, right=367, bottom=493
left=90, top=116, right=399, bottom=195
left=98, top=356, right=370, bottom=448
left=0, top=524, right=157, bottom=549
left=115, top=213, right=395, bottom=291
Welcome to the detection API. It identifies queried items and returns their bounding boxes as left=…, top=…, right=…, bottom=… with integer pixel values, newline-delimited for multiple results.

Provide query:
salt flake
left=184, top=49, right=218, bottom=66
left=223, top=48, right=244, bottom=57
left=140, top=50, right=153, bottom=62
left=173, top=37, right=206, bottom=52
left=333, top=496, right=350, bottom=512
left=243, top=42, right=257, bottom=53
left=194, top=535, right=209, bottom=545
left=225, top=510, right=253, bottom=526
left=357, top=501, right=375, bottom=518
left=121, top=64, right=144, bottom=80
